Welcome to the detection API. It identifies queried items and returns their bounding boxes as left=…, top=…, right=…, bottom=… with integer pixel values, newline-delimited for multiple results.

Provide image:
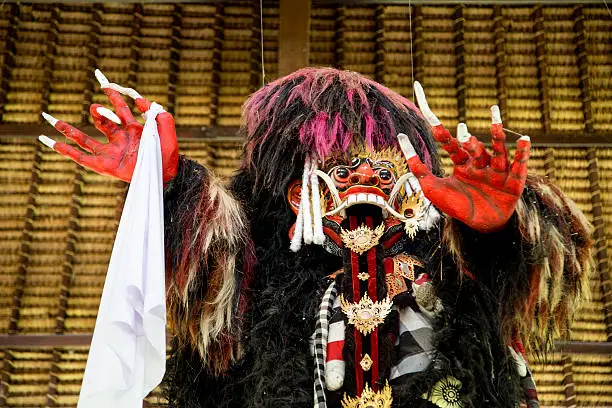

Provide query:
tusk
left=413, top=81, right=441, bottom=127
left=388, top=172, right=413, bottom=205
left=383, top=201, right=407, bottom=221
left=314, top=169, right=342, bottom=208
left=324, top=201, right=348, bottom=217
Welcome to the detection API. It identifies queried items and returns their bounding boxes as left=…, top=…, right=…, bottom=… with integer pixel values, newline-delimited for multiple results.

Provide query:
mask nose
left=349, top=163, right=380, bottom=186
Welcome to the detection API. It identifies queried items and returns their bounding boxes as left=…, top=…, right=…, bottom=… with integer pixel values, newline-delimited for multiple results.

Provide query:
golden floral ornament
left=341, top=382, right=393, bottom=408
left=358, top=272, right=370, bottom=281
left=393, top=254, right=424, bottom=281
left=340, top=293, right=392, bottom=336
left=385, top=273, right=408, bottom=300
left=360, top=354, right=373, bottom=371
left=340, top=224, right=385, bottom=255
left=347, top=143, right=408, bottom=177
left=422, top=376, right=465, bottom=408
left=399, top=191, right=425, bottom=238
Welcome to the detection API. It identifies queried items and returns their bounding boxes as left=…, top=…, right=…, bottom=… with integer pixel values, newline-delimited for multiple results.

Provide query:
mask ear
left=287, top=180, right=302, bottom=215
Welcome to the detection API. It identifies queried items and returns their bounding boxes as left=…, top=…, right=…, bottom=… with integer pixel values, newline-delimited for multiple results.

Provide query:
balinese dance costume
left=40, top=67, right=592, bottom=408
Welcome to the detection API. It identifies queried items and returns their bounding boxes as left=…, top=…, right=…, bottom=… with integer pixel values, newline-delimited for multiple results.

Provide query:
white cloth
left=78, top=102, right=167, bottom=408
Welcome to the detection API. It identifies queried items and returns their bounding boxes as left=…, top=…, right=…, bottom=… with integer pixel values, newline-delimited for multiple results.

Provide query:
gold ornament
left=399, top=191, right=425, bottom=239
left=347, top=143, right=408, bottom=177
left=340, top=293, right=392, bottom=336
left=358, top=272, right=370, bottom=281
left=341, top=382, right=393, bottom=408
left=385, top=273, right=408, bottom=300
left=340, top=224, right=385, bottom=255
left=423, top=376, right=465, bottom=408
left=360, top=354, right=373, bottom=371
left=393, top=254, right=424, bottom=281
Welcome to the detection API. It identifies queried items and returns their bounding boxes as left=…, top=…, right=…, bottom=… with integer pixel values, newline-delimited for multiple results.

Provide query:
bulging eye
left=334, top=167, right=350, bottom=182
left=379, top=169, right=393, bottom=181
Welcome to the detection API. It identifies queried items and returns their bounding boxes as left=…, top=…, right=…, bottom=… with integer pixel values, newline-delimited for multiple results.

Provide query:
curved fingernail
left=398, top=133, right=417, bottom=159
left=96, top=107, right=121, bottom=124
left=457, top=123, right=470, bottom=143
left=38, top=135, right=56, bottom=149
left=413, top=81, right=441, bottom=127
left=95, top=69, right=110, bottom=88
left=107, top=83, right=142, bottom=100
left=491, top=105, right=502, bottom=124
left=519, top=135, right=530, bottom=142
left=41, top=112, right=58, bottom=127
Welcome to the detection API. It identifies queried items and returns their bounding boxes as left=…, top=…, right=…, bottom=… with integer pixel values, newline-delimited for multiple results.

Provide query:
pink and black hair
left=238, top=67, right=441, bottom=203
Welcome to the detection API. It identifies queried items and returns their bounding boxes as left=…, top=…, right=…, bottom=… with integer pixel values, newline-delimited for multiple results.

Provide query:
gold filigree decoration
left=347, top=143, right=408, bottom=177
left=341, top=382, right=393, bottom=408
left=393, top=254, right=424, bottom=281
left=399, top=191, right=425, bottom=238
left=340, top=293, right=392, bottom=336
left=360, top=354, right=373, bottom=371
left=385, top=273, right=408, bottom=300
left=357, top=272, right=370, bottom=281
left=340, top=224, right=385, bottom=255
left=422, top=376, right=465, bottom=408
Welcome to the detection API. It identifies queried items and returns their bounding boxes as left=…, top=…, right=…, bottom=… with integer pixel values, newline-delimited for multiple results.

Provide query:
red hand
left=44, top=88, right=178, bottom=183
left=401, top=82, right=531, bottom=233
left=406, top=123, right=530, bottom=233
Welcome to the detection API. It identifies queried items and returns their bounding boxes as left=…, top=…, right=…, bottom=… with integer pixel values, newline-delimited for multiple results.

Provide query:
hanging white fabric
left=78, top=102, right=167, bottom=408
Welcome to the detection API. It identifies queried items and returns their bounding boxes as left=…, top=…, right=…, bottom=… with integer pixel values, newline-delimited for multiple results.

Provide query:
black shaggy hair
left=162, top=68, right=591, bottom=408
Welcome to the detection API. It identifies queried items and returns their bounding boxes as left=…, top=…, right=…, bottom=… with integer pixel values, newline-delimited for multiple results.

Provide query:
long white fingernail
left=519, top=135, right=530, bottom=142
left=457, top=123, right=470, bottom=143
left=107, top=83, right=142, bottom=100
left=41, top=112, right=58, bottom=127
left=491, top=105, right=502, bottom=124
left=96, top=107, right=121, bottom=124
left=398, top=133, right=417, bottom=159
left=39, top=135, right=56, bottom=149
left=95, top=69, right=110, bottom=88
left=413, top=81, right=441, bottom=127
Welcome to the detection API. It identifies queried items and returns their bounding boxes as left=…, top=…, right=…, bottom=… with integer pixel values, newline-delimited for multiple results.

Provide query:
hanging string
left=604, top=0, right=612, bottom=19
left=260, top=0, right=266, bottom=86
left=409, top=0, right=415, bottom=101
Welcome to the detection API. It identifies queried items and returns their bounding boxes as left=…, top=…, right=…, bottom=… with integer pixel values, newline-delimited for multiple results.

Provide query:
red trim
left=382, top=230, right=403, bottom=249
left=327, top=340, right=344, bottom=361
left=349, top=216, right=364, bottom=394
left=365, top=216, right=379, bottom=391
left=323, top=226, right=343, bottom=248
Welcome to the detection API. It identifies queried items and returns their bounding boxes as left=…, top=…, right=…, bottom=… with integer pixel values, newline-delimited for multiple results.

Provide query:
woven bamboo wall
left=0, top=2, right=610, bottom=407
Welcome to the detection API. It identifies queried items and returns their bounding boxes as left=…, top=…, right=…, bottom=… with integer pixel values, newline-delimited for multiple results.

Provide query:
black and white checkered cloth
left=313, top=281, right=338, bottom=408
left=389, top=301, right=436, bottom=380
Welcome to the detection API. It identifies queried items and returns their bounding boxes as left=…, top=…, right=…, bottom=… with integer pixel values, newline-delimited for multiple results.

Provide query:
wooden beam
left=586, top=149, right=612, bottom=341
left=1, top=0, right=606, bottom=4
left=452, top=5, right=466, bottom=124
left=532, top=5, right=551, bottom=133
left=8, top=124, right=612, bottom=145
left=0, top=4, right=20, bottom=123
left=278, top=0, right=311, bottom=76
left=572, top=5, right=595, bottom=133
left=492, top=6, right=508, bottom=118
